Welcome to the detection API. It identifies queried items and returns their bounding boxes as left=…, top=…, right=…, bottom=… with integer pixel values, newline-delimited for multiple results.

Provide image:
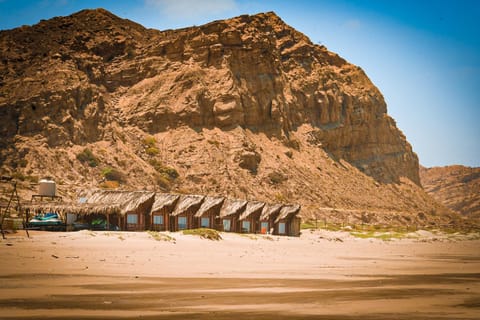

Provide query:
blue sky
left=1, top=0, right=479, bottom=168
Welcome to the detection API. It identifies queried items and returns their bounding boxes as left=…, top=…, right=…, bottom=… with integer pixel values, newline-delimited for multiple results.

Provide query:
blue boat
left=28, top=212, right=65, bottom=230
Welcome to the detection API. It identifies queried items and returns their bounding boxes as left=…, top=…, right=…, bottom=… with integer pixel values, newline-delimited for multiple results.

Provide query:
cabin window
left=127, top=214, right=138, bottom=224
left=260, top=222, right=269, bottom=234
left=278, top=222, right=286, bottom=234
left=223, top=219, right=231, bottom=231
left=153, top=215, right=163, bottom=225
left=241, top=221, right=250, bottom=233
left=178, top=216, right=187, bottom=230
left=201, top=217, right=210, bottom=228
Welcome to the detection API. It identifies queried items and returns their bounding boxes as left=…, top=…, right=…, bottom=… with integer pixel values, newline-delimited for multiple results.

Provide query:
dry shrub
left=76, top=148, right=99, bottom=167
left=268, top=171, right=288, bottom=184
left=101, top=167, right=125, bottom=182
left=100, top=180, right=120, bottom=189
left=183, top=228, right=222, bottom=241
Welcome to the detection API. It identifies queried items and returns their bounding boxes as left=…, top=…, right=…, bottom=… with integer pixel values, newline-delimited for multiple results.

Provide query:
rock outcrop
left=0, top=9, right=461, bottom=227
left=420, top=165, right=480, bottom=219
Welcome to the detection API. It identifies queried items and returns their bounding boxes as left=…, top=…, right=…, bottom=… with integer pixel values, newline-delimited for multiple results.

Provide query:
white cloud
left=146, top=0, right=237, bottom=19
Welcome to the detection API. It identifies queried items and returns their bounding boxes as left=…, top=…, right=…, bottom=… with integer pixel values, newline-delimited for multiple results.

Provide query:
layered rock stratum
left=0, top=9, right=465, bottom=227
left=420, top=165, right=480, bottom=220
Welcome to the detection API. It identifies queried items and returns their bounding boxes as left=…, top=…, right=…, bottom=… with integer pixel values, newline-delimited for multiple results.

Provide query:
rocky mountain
left=420, top=165, right=480, bottom=219
left=0, top=9, right=464, bottom=227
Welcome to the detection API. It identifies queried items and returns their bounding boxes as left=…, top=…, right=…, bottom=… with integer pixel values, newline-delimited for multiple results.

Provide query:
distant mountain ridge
left=420, top=165, right=480, bottom=219
left=0, top=9, right=465, bottom=227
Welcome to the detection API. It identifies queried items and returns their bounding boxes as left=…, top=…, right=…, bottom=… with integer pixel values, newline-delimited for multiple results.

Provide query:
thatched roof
left=22, top=189, right=301, bottom=224
left=172, top=194, right=204, bottom=216
left=151, top=193, right=180, bottom=213
left=219, top=199, right=247, bottom=218
left=77, top=189, right=155, bottom=215
left=195, top=196, right=224, bottom=217
left=260, top=203, right=283, bottom=220
left=23, top=202, right=120, bottom=218
left=239, top=201, right=265, bottom=220
left=274, top=204, right=301, bottom=223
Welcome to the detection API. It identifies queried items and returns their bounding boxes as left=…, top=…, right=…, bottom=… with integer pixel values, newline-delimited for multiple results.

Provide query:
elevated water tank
left=38, top=178, right=56, bottom=197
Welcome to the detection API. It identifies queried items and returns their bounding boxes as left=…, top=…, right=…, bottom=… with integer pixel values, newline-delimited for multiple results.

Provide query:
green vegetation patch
left=145, top=146, right=159, bottom=156
left=143, top=136, right=159, bottom=156
left=143, top=136, right=157, bottom=147
left=301, top=221, right=317, bottom=229
left=349, top=231, right=408, bottom=241
left=147, top=231, right=176, bottom=242
left=182, top=228, right=222, bottom=241
left=76, top=148, right=99, bottom=167
left=301, top=219, right=419, bottom=233
left=101, top=167, right=125, bottom=182
left=301, top=220, right=344, bottom=231
left=150, top=160, right=179, bottom=180
left=150, top=159, right=179, bottom=190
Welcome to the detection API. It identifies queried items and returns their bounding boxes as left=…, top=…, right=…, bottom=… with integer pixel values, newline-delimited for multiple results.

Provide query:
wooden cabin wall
left=120, top=216, right=126, bottom=231
left=174, top=214, right=193, bottom=231
left=273, top=219, right=287, bottom=236
left=258, top=217, right=277, bottom=234
left=221, top=216, right=240, bottom=232
left=141, top=197, right=155, bottom=230
left=151, top=208, right=169, bottom=231
left=258, top=219, right=269, bottom=234
left=109, top=214, right=121, bottom=231
left=196, top=208, right=218, bottom=229
left=126, top=215, right=140, bottom=231
left=273, top=216, right=301, bottom=236
left=174, top=206, right=198, bottom=231
left=289, top=216, right=301, bottom=236
left=235, top=219, right=240, bottom=233
left=240, top=211, right=261, bottom=233
left=239, top=218, right=249, bottom=233
left=124, top=196, right=155, bottom=231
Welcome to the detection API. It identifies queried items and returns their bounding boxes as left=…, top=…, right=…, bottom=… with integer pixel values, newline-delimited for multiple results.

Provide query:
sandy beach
left=1, top=229, right=479, bottom=319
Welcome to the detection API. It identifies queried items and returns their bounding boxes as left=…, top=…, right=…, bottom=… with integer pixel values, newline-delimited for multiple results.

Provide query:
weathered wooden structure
left=259, top=203, right=283, bottom=234
left=219, top=199, right=247, bottom=233
left=239, top=201, right=265, bottom=233
left=194, top=196, right=224, bottom=229
left=22, top=188, right=302, bottom=236
left=274, top=204, right=301, bottom=236
left=78, top=190, right=155, bottom=231
left=150, top=193, right=180, bottom=231
left=171, top=195, right=204, bottom=231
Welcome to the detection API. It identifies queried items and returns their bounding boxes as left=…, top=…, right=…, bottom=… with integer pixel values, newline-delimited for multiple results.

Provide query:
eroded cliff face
left=0, top=9, right=455, bottom=226
left=420, top=165, right=480, bottom=219
left=115, top=12, right=419, bottom=185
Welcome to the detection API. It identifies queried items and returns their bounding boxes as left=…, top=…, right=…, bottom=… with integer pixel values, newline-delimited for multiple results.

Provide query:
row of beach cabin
left=25, top=190, right=301, bottom=236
